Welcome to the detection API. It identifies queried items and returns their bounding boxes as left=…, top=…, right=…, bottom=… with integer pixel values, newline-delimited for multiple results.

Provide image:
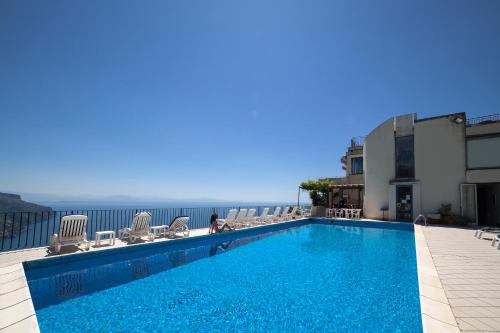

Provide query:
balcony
left=467, top=113, right=500, bottom=126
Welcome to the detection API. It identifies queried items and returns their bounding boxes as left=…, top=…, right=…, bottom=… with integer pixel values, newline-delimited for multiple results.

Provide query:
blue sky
left=1, top=0, right=500, bottom=202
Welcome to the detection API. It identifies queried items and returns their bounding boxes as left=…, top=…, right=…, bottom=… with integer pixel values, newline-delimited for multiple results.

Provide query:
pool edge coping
left=414, top=224, right=460, bottom=333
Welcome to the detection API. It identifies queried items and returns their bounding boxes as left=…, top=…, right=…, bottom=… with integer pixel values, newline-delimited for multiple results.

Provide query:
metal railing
left=466, top=113, right=500, bottom=126
left=0, top=205, right=309, bottom=252
left=350, top=136, right=366, bottom=147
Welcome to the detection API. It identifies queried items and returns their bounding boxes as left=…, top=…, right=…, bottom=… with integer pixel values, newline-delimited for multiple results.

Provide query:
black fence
left=467, top=113, right=500, bottom=126
left=0, top=205, right=308, bottom=252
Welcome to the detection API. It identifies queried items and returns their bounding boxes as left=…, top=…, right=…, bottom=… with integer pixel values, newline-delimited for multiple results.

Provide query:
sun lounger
left=50, top=215, right=90, bottom=254
left=282, top=206, right=298, bottom=221
left=492, top=234, right=500, bottom=249
left=217, top=209, right=238, bottom=228
left=167, top=216, right=190, bottom=238
left=244, top=208, right=257, bottom=226
left=300, top=208, right=311, bottom=217
left=234, top=208, right=248, bottom=227
left=278, top=207, right=290, bottom=222
left=475, top=227, right=500, bottom=239
left=119, top=212, right=154, bottom=242
left=267, top=207, right=281, bottom=223
left=254, top=207, right=270, bottom=224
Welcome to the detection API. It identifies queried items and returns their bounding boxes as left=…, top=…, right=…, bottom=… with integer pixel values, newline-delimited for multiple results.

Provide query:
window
left=351, top=157, right=363, bottom=175
left=467, top=135, right=500, bottom=169
left=395, top=135, right=415, bottom=179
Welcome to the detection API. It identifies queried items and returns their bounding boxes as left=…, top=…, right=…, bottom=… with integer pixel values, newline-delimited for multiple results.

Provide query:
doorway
left=396, top=185, right=413, bottom=221
left=477, top=184, right=500, bottom=226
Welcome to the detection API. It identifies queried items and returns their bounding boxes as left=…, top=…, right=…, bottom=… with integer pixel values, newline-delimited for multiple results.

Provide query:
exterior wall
left=466, top=169, right=500, bottom=183
left=347, top=173, right=364, bottom=184
left=363, top=118, right=395, bottom=219
left=414, top=117, right=466, bottom=215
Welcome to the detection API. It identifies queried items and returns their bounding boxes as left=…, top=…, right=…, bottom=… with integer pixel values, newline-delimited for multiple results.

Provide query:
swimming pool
left=25, top=219, right=422, bottom=332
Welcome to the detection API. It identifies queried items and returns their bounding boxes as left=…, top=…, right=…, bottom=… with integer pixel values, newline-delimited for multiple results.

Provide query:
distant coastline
left=35, top=201, right=308, bottom=211
left=0, top=192, right=53, bottom=213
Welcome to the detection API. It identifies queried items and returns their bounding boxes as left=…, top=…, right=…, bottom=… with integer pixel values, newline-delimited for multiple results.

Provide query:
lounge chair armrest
left=49, top=234, right=58, bottom=246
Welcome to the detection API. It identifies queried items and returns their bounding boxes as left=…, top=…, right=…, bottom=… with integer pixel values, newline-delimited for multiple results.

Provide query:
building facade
left=363, top=112, right=500, bottom=225
left=328, top=137, right=365, bottom=209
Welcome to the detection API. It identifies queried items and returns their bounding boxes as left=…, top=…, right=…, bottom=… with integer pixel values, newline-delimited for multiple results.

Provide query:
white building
left=363, top=112, right=500, bottom=225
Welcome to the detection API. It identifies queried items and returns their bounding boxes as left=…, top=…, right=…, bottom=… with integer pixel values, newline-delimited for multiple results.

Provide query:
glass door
left=396, top=185, right=413, bottom=221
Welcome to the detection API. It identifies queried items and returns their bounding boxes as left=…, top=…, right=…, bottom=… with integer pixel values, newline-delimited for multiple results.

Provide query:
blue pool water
left=26, top=220, right=422, bottom=332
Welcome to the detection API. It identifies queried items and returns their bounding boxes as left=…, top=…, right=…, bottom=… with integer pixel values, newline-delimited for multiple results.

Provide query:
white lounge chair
left=50, top=215, right=90, bottom=254
left=167, top=216, right=190, bottom=238
left=234, top=208, right=248, bottom=227
left=288, top=206, right=298, bottom=220
left=217, top=209, right=238, bottom=228
left=270, top=207, right=282, bottom=222
left=255, top=207, right=270, bottom=224
left=119, top=212, right=154, bottom=242
left=244, top=208, right=257, bottom=226
left=281, top=206, right=297, bottom=221
left=475, top=227, right=500, bottom=239
left=492, top=234, right=500, bottom=249
left=300, top=208, right=311, bottom=217
left=278, top=207, right=290, bottom=222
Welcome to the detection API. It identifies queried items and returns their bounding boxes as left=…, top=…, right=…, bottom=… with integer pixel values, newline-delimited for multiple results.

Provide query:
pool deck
left=420, top=225, right=500, bottom=333
left=1, top=220, right=499, bottom=332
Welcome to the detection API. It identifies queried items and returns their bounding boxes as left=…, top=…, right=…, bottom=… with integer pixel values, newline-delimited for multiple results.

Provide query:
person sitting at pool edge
left=209, top=213, right=233, bottom=234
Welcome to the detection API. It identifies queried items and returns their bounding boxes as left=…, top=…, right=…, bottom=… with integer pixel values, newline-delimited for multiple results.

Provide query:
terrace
left=0, top=208, right=499, bottom=332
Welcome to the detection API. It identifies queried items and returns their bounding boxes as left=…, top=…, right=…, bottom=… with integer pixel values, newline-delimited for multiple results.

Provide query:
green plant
left=438, top=203, right=470, bottom=226
left=438, top=203, right=452, bottom=218
left=300, top=179, right=336, bottom=206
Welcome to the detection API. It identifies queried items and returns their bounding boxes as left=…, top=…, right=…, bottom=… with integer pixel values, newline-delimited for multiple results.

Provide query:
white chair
left=244, top=208, right=257, bottom=226
left=300, top=208, right=311, bottom=217
left=167, top=216, right=190, bottom=238
left=119, top=212, right=154, bottom=242
left=269, top=207, right=282, bottom=223
left=217, top=209, right=238, bottom=227
left=353, top=209, right=361, bottom=219
left=285, top=207, right=298, bottom=221
left=475, top=227, right=500, bottom=239
left=50, top=215, right=90, bottom=254
left=278, top=207, right=290, bottom=222
left=234, top=208, right=248, bottom=227
left=255, top=207, right=270, bottom=224
left=492, top=234, right=500, bottom=249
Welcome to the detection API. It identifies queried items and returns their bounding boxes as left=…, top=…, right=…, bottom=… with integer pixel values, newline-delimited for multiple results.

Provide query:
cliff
left=0, top=192, right=53, bottom=213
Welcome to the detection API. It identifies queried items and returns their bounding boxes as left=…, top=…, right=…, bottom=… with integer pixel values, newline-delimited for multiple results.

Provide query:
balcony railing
left=466, top=113, right=500, bottom=126
left=0, top=205, right=309, bottom=252
left=350, top=136, right=366, bottom=147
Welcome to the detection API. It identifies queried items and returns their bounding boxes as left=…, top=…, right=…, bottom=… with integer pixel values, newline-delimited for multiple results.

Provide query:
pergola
left=329, top=184, right=364, bottom=208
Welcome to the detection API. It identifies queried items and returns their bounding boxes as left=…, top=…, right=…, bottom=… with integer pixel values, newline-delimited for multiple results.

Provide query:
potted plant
left=300, top=179, right=335, bottom=217
left=438, top=203, right=470, bottom=226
